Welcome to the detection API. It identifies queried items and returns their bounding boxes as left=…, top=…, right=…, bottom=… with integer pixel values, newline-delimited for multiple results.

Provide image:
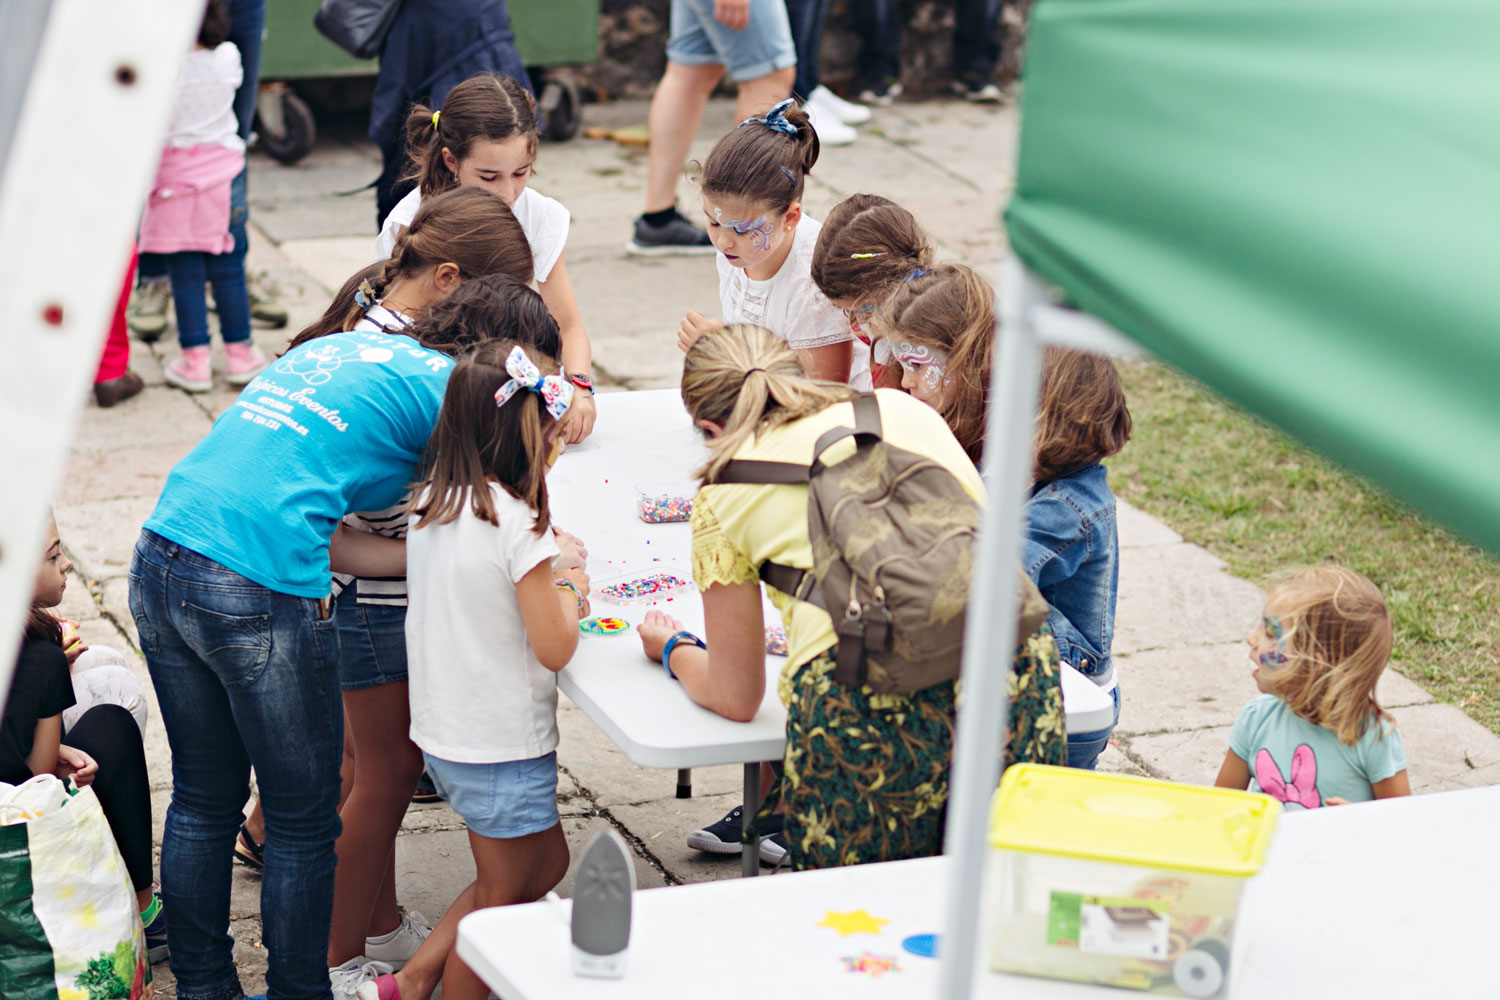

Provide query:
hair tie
left=744, top=367, right=765, bottom=378
left=778, top=165, right=798, bottom=187
left=494, top=345, right=574, bottom=419
left=850, top=252, right=886, bottom=260
left=354, top=278, right=377, bottom=309
left=906, top=267, right=932, bottom=282
left=431, top=110, right=441, bottom=131
left=738, top=98, right=798, bottom=136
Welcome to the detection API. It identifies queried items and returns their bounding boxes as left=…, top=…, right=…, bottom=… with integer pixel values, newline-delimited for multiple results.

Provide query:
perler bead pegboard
left=580, top=617, right=630, bottom=635
left=595, top=572, right=693, bottom=606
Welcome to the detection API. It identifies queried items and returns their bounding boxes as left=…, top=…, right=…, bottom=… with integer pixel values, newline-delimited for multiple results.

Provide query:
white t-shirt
left=375, top=186, right=570, bottom=284
left=406, top=483, right=562, bottom=764
left=166, top=43, right=245, bottom=153
left=716, top=215, right=871, bottom=390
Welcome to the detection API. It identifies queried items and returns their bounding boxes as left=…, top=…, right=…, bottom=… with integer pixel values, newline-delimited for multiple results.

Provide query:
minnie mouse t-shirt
left=1230, top=694, right=1406, bottom=810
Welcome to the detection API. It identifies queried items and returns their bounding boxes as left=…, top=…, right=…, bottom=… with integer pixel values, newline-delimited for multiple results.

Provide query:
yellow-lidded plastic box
left=986, top=764, right=1279, bottom=997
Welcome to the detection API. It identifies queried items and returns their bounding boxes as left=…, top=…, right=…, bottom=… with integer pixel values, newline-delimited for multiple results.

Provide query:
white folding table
left=459, top=783, right=1498, bottom=998
left=549, top=391, right=1116, bottom=877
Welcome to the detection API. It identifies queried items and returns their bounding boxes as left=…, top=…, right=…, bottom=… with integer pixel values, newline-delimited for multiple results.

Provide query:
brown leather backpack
left=712, top=394, right=1048, bottom=694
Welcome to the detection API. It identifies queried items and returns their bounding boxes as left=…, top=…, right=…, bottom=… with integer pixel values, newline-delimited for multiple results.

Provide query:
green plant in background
left=1109, top=361, right=1500, bottom=733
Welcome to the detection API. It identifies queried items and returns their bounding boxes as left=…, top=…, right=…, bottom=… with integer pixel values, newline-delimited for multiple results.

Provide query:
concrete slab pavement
left=48, top=97, right=1498, bottom=995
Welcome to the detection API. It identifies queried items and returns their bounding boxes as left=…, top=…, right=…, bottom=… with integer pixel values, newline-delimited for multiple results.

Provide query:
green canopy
left=1006, top=0, right=1500, bottom=554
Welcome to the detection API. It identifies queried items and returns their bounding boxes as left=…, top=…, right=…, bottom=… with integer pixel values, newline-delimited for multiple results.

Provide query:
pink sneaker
left=224, top=341, right=269, bottom=386
left=164, top=346, right=212, bottom=393
left=354, top=973, right=402, bottom=1000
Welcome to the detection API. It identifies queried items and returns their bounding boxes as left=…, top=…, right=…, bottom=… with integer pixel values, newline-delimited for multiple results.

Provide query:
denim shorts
left=422, top=751, right=560, bottom=840
left=334, top=586, right=408, bottom=691
left=666, top=0, right=796, bottom=82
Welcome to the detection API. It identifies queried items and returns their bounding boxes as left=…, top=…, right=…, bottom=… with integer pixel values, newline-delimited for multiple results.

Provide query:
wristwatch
left=567, top=372, right=594, bottom=394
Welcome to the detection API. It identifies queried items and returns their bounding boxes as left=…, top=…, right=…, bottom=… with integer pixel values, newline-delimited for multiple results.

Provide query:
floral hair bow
left=493, top=345, right=574, bottom=419
left=739, top=98, right=798, bottom=136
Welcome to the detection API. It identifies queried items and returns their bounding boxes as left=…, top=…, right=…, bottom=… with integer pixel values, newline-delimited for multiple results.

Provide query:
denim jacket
left=1023, top=463, right=1120, bottom=685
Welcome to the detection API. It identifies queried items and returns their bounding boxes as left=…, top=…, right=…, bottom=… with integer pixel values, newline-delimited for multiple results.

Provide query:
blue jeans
left=785, top=0, right=831, bottom=98
left=1066, top=684, right=1121, bottom=770
left=140, top=0, right=263, bottom=284
left=167, top=244, right=252, bottom=349
left=129, top=530, right=341, bottom=1000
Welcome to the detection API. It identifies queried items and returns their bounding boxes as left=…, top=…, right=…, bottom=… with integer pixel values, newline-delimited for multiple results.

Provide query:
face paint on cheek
left=891, top=341, right=950, bottom=394
left=1260, top=614, right=1289, bottom=667
left=714, top=207, right=777, bottom=254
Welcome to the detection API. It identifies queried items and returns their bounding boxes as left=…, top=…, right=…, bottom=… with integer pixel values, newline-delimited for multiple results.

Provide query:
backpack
left=711, top=393, right=1049, bottom=694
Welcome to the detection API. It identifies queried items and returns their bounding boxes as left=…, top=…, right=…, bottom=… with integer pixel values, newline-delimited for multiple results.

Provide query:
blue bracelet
left=661, top=631, right=705, bottom=680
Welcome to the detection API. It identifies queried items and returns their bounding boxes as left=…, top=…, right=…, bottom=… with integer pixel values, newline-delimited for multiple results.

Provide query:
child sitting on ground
left=358, top=335, right=589, bottom=1000
left=676, top=99, right=864, bottom=386
left=1216, top=567, right=1410, bottom=808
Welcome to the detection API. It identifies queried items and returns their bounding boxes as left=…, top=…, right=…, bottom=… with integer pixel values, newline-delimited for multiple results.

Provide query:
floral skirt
left=771, top=630, right=1067, bottom=871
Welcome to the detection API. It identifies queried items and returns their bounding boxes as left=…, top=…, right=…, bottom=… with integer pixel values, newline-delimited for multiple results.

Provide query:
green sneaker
left=126, top=280, right=170, bottom=342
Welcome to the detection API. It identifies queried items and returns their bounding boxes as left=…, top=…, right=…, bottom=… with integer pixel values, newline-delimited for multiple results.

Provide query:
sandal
left=234, top=822, right=265, bottom=872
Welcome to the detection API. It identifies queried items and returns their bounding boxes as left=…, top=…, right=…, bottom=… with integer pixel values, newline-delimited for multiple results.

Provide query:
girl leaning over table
left=636, top=324, right=1066, bottom=870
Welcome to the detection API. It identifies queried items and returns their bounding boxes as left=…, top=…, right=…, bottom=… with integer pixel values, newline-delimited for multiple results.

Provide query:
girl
left=129, top=188, right=531, bottom=1000
left=638, top=324, right=1064, bottom=870
left=676, top=100, right=864, bottom=387
left=139, top=0, right=267, bottom=393
left=8, top=515, right=166, bottom=961
left=878, top=275, right=1131, bottom=768
left=357, top=339, right=588, bottom=1000
left=374, top=73, right=598, bottom=443
left=1216, top=567, right=1410, bottom=808
left=809, top=193, right=934, bottom=388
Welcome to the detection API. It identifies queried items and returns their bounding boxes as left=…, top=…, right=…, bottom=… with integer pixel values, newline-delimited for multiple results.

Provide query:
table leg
left=676, top=768, right=692, bottom=799
left=742, top=762, right=760, bottom=878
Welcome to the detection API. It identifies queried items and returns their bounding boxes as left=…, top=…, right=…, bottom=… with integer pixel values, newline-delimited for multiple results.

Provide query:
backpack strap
left=809, top=393, right=883, bottom=475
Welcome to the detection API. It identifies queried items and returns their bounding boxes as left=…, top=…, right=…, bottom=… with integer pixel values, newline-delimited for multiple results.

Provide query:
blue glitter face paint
left=1259, top=614, right=1289, bottom=667
left=713, top=206, right=775, bottom=250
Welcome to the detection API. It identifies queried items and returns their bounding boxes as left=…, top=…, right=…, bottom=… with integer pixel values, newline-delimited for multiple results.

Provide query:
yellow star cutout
left=816, top=909, right=890, bottom=936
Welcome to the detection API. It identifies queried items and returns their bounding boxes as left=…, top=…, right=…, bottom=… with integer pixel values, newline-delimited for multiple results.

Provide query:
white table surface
left=459, top=783, right=1499, bottom=998
left=548, top=390, right=1115, bottom=769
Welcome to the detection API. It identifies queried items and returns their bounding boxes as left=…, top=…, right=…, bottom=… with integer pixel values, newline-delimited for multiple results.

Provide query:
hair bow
left=493, top=345, right=574, bottom=419
left=739, top=98, right=798, bottom=136
left=354, top=278, right=377, bottom=309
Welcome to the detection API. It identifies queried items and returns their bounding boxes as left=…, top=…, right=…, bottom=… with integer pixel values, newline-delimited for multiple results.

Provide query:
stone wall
left=585, top=0, right=1033, bottom=99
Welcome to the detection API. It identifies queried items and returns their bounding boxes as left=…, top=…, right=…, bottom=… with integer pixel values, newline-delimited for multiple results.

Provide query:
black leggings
left=66, top=705, right=153, bottom=893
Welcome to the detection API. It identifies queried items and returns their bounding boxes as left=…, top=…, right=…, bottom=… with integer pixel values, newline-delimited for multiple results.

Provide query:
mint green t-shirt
left=1230, top=694, right=1406, bottom=811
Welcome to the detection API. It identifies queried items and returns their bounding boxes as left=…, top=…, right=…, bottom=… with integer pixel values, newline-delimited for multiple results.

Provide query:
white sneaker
left=363, top=909, right=433, bottom=970
left=330, top=958, right=393, bottom=1000
left=805, top=101, right=856, bottom=146
left=807, top=85, right=871, bottom=125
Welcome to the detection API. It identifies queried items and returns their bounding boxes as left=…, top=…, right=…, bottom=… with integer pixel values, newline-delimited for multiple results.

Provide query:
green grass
left=1108, top=361, right=1500, bottom=733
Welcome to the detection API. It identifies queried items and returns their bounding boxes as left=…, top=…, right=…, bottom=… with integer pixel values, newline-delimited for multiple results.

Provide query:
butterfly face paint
left=713, top=206, right=775, bottom=250
left=890, top=340, right=952, bottom=404
left=1258, top=614, right=1289, bottom=667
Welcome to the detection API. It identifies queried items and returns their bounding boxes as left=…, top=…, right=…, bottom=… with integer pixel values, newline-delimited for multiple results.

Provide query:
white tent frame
left=938, top=254, right=1147, bottom=1000
left=0, top=0, right=202, bottom=707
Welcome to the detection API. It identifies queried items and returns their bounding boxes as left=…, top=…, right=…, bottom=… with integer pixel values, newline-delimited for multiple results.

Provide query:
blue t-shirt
left=144, top=330, right=452, bottom=597
left=1230, top=694, right=1406, bottom=811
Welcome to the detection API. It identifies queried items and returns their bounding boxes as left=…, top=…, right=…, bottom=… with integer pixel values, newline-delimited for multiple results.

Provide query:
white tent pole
left=938, top=255, right=1046, bottom=1000
left=0, top=0, right=201, bottom=708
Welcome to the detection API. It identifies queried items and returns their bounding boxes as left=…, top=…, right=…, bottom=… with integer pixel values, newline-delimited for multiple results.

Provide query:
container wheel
left=255, top=85, right=316, bottom=165
left=538, top=74, right=581, bottom=143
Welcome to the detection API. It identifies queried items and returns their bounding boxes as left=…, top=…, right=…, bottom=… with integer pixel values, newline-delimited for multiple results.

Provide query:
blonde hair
left=876, top=263, right=995, bottom=465
left=1261, top=566, right=1395, bottom=746
left=681, top=324, right=854, bottom=482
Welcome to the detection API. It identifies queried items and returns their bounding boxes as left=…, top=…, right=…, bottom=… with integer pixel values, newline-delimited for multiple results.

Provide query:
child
left=676, top=99, right=864, bottom=387
left=139, top=0, right=267, bottom=393
left=810, top=193, right=934, bottom=388
left=1216, top=567, right=1411, bottom=808
left=358, top=339, right=589, bottom=1000
left=7, top=514, right=166, bottom=960
left=872, top=262, right=993, bottom=464
left=374, top=73, right=598, bottom=443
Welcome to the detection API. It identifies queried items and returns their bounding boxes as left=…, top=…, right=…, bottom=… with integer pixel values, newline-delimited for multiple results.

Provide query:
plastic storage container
left=986, top=764, right=1279, bottom=997
left=634, top=482, right=695, bottom=523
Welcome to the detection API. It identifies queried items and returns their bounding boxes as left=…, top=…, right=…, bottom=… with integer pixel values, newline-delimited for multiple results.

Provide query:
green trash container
left=255, top=0, right=598, bottom=164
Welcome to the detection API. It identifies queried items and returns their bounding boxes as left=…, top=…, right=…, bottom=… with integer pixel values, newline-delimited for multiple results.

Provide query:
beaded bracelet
left=554, top=578, right=584, bottom=612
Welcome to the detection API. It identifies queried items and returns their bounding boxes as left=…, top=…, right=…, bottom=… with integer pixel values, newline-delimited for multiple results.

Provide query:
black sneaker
left=143, top=896, right=169, bottom=963
left=857, top=79, right=904, bottom=106
left=951, top=77, right=1004, bottom=103
left=685, top=804, right=786, bottom=863
left=626, top=212, right=714, bottom=257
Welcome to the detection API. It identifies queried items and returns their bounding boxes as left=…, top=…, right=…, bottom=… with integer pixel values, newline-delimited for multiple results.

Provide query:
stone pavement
left=54, top=97, right=1500, bottom=993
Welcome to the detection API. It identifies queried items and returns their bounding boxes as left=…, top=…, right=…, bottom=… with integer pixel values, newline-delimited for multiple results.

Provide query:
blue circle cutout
left=901, top=933, right=939, bottom=958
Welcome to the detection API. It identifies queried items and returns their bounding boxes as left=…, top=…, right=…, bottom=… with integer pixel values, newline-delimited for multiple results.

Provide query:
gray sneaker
left=625, top=213, right=715, bottom=257
left=126, top=280, right=171, bottom=342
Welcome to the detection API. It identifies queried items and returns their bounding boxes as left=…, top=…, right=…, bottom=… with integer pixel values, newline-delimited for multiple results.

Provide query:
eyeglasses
left=840, top=303, right=878, bottom=321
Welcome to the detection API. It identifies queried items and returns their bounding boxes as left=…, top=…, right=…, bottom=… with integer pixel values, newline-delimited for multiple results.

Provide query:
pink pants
left=95, top=247, right=137, bottom=384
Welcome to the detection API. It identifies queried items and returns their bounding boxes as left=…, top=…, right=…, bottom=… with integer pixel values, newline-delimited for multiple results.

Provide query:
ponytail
left=699, top=99, right=820, bottom=214
left=402, top=73, right=539, bottom=197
